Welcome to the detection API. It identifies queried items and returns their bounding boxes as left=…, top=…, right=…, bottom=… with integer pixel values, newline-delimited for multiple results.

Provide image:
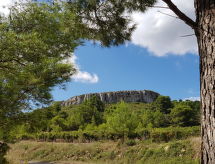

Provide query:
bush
left=106, top=102, right=140, bottom=138
left=154, top=96, right=173, bottom=114
left=140, top=110, right=168, bottom=128
left=149, top=126, right=200, bottom=142
left=0, top=142, right=9, bottom=164
left=66, top=102, right=103, bottom=130
left=170, top=105, right=198, bottom=126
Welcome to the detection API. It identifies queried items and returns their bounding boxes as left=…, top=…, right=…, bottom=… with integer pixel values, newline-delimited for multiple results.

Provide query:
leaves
left=0, top=1, right=87, bottom=141
left=106, top=102, right=140, bottom=136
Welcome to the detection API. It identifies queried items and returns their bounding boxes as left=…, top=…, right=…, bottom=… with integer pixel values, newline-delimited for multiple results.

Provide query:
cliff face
left=62, top=90, right=159, bottom=106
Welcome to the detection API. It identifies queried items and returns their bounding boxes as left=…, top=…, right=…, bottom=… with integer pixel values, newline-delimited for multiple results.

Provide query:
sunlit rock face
left=61, top=90, right=159, bottom=106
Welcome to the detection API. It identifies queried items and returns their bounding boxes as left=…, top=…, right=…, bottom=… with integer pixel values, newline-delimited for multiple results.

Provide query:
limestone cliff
left=61, top=90, right=159, bottom=106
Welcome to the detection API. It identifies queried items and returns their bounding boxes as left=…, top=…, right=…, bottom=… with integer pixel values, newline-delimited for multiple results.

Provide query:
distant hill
left=62, top=90, right=159, bottom=106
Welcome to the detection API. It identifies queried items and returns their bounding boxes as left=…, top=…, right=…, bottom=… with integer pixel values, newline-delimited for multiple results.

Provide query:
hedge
left=19, top=126, right=200, bottom=143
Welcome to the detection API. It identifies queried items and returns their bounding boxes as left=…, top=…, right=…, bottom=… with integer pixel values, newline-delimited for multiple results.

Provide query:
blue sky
left=52, top=42, right=200, bottom=101
left=51, top=0, right=200, bottom=101
left=0, top=0, right=200, bottom=101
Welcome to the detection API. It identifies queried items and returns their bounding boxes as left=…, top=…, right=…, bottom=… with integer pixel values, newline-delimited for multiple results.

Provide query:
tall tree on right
left=161, top=1, right=214, bottom=162
left=194, top=1, right=215, bottom=163
left=68, top=0, right=214, bottom=163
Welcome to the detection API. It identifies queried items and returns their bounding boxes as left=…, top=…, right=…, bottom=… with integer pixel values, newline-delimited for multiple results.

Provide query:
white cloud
left=72, top=71, right=99, bottom=83
left=0, top=0, right=32, bottom=16
left=0, top=0, right=13, bottom=15
left=183, top=97, right=200, bottom=101
left=67, top=55, right=99, bottom=84
left=131, top=0, right=198, bottom=56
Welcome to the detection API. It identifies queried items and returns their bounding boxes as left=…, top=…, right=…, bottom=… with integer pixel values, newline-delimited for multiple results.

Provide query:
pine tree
left=0, top=1, right=87, bottom=142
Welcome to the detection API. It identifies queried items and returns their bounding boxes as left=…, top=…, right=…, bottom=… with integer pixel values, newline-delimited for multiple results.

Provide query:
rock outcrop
left=62, top=90, right=159, bottom=106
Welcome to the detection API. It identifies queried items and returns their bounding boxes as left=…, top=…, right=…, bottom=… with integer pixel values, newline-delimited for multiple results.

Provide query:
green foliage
left=173, top=100, right=200, bottom=125
left=0, top=142, right=9, bottom=164
left=17, top=126, right=200, bottom=143
left=20, top=102, right=62, bottom=134
left=69, top=0, right=152, bottom=46
left=0, top=1, right=88, bottom=142
left=106, top=102, right=140, bottom=137
left=170, top=105, right=198, bottom=127
left=0, top=2, right=81, bottom=110
left=49, top=115, right=67, bottom=132
left=7, top=138, right=200, bottom=164
left=9, top=95, right=200, bottom=142
left=65, top=97, right=104, bottom=130
left=149, top=126, right=200, bottom=142
left=83, top=96, right=105, bottom=112
left=140, top=110, right=168, bottom=128
left=154, top=96, right=173, bottom=114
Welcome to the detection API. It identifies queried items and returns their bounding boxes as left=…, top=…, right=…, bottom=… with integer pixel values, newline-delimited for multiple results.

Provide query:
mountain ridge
left=62, top=90, right=160, bottom=106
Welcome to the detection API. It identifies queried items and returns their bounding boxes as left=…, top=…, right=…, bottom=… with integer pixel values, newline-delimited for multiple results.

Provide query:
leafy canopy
left=68, top=0, right=156, bottom=46
left=106, top=101, right=139, bottom=137
left=0, top=1, right=88, bottom=140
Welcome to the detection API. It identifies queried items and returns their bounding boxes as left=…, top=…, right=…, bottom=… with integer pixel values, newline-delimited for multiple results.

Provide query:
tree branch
left=162, top=0, right=197, bottom=30
left=158, top=10, right=179, bottom=19
left=147, top=5, right=169, bottom=9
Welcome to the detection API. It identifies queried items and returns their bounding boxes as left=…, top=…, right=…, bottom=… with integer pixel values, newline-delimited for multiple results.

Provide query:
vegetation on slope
left=2, top=95, right=201, bottom=163
left=4, top=96, right=200, bottom=141
left=6, top=137, right=200, bottom=164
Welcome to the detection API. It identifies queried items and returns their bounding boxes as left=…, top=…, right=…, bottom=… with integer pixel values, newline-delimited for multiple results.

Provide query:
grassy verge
left=6, top=137, right=200, bottom=164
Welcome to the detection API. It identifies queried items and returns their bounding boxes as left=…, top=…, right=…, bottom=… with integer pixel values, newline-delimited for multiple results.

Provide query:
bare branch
left=157, top=10, right=179, bottom=19
left=147, top=5, right=170, bottom=9
left=162, top=0, right=197, bottom=30
left=180, top=34, right=195, bottom=37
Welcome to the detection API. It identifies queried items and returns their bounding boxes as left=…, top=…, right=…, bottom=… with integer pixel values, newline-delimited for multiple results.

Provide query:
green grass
left=6, top=137, right=200, bottom=164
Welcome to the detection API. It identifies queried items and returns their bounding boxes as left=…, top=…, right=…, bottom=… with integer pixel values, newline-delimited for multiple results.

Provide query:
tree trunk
left=195, top=1, right=215, bottom=163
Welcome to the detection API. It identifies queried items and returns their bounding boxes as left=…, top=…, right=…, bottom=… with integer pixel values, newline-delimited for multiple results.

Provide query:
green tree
left=141, top=110, right=168, bottom=128
left=154, top=96, right=173, bottom=114
left=50, top=115, right=68, bottom=132
left=106, top=102, right=139, bottom=138
left=83, top=96, right=105, bottom=112
left=0, top=1, right=87, bottom=142
left=66, top=97, right=104, bottom=130
left=170, top=105, right=197, bottom=127
left=18, top=102, right=62, bottom=134
left=172, top=100, right=200, bottom=126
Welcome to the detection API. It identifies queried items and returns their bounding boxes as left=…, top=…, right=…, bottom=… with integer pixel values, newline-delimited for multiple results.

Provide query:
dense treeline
left=3, top=95, right=200, bottom=142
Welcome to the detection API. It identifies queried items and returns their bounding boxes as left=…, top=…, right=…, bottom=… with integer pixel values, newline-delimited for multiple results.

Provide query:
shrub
left=20, top=126, right=200, bottom=143
left=141, top=110, right=168, bottom=128
left=154, top=96, right=173, bottom=114
left=170, top=105, right=197, bottom=127
left=106, top=102, right=140, bottom=138
left=0, top=142, right=9, bottom=164
left=149, top=126, right=200, bottom=142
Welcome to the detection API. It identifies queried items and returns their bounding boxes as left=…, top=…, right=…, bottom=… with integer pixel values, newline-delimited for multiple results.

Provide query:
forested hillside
left=5, top=95, right=200, bottom=142
left=3, top=95, right=201, bottom=163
